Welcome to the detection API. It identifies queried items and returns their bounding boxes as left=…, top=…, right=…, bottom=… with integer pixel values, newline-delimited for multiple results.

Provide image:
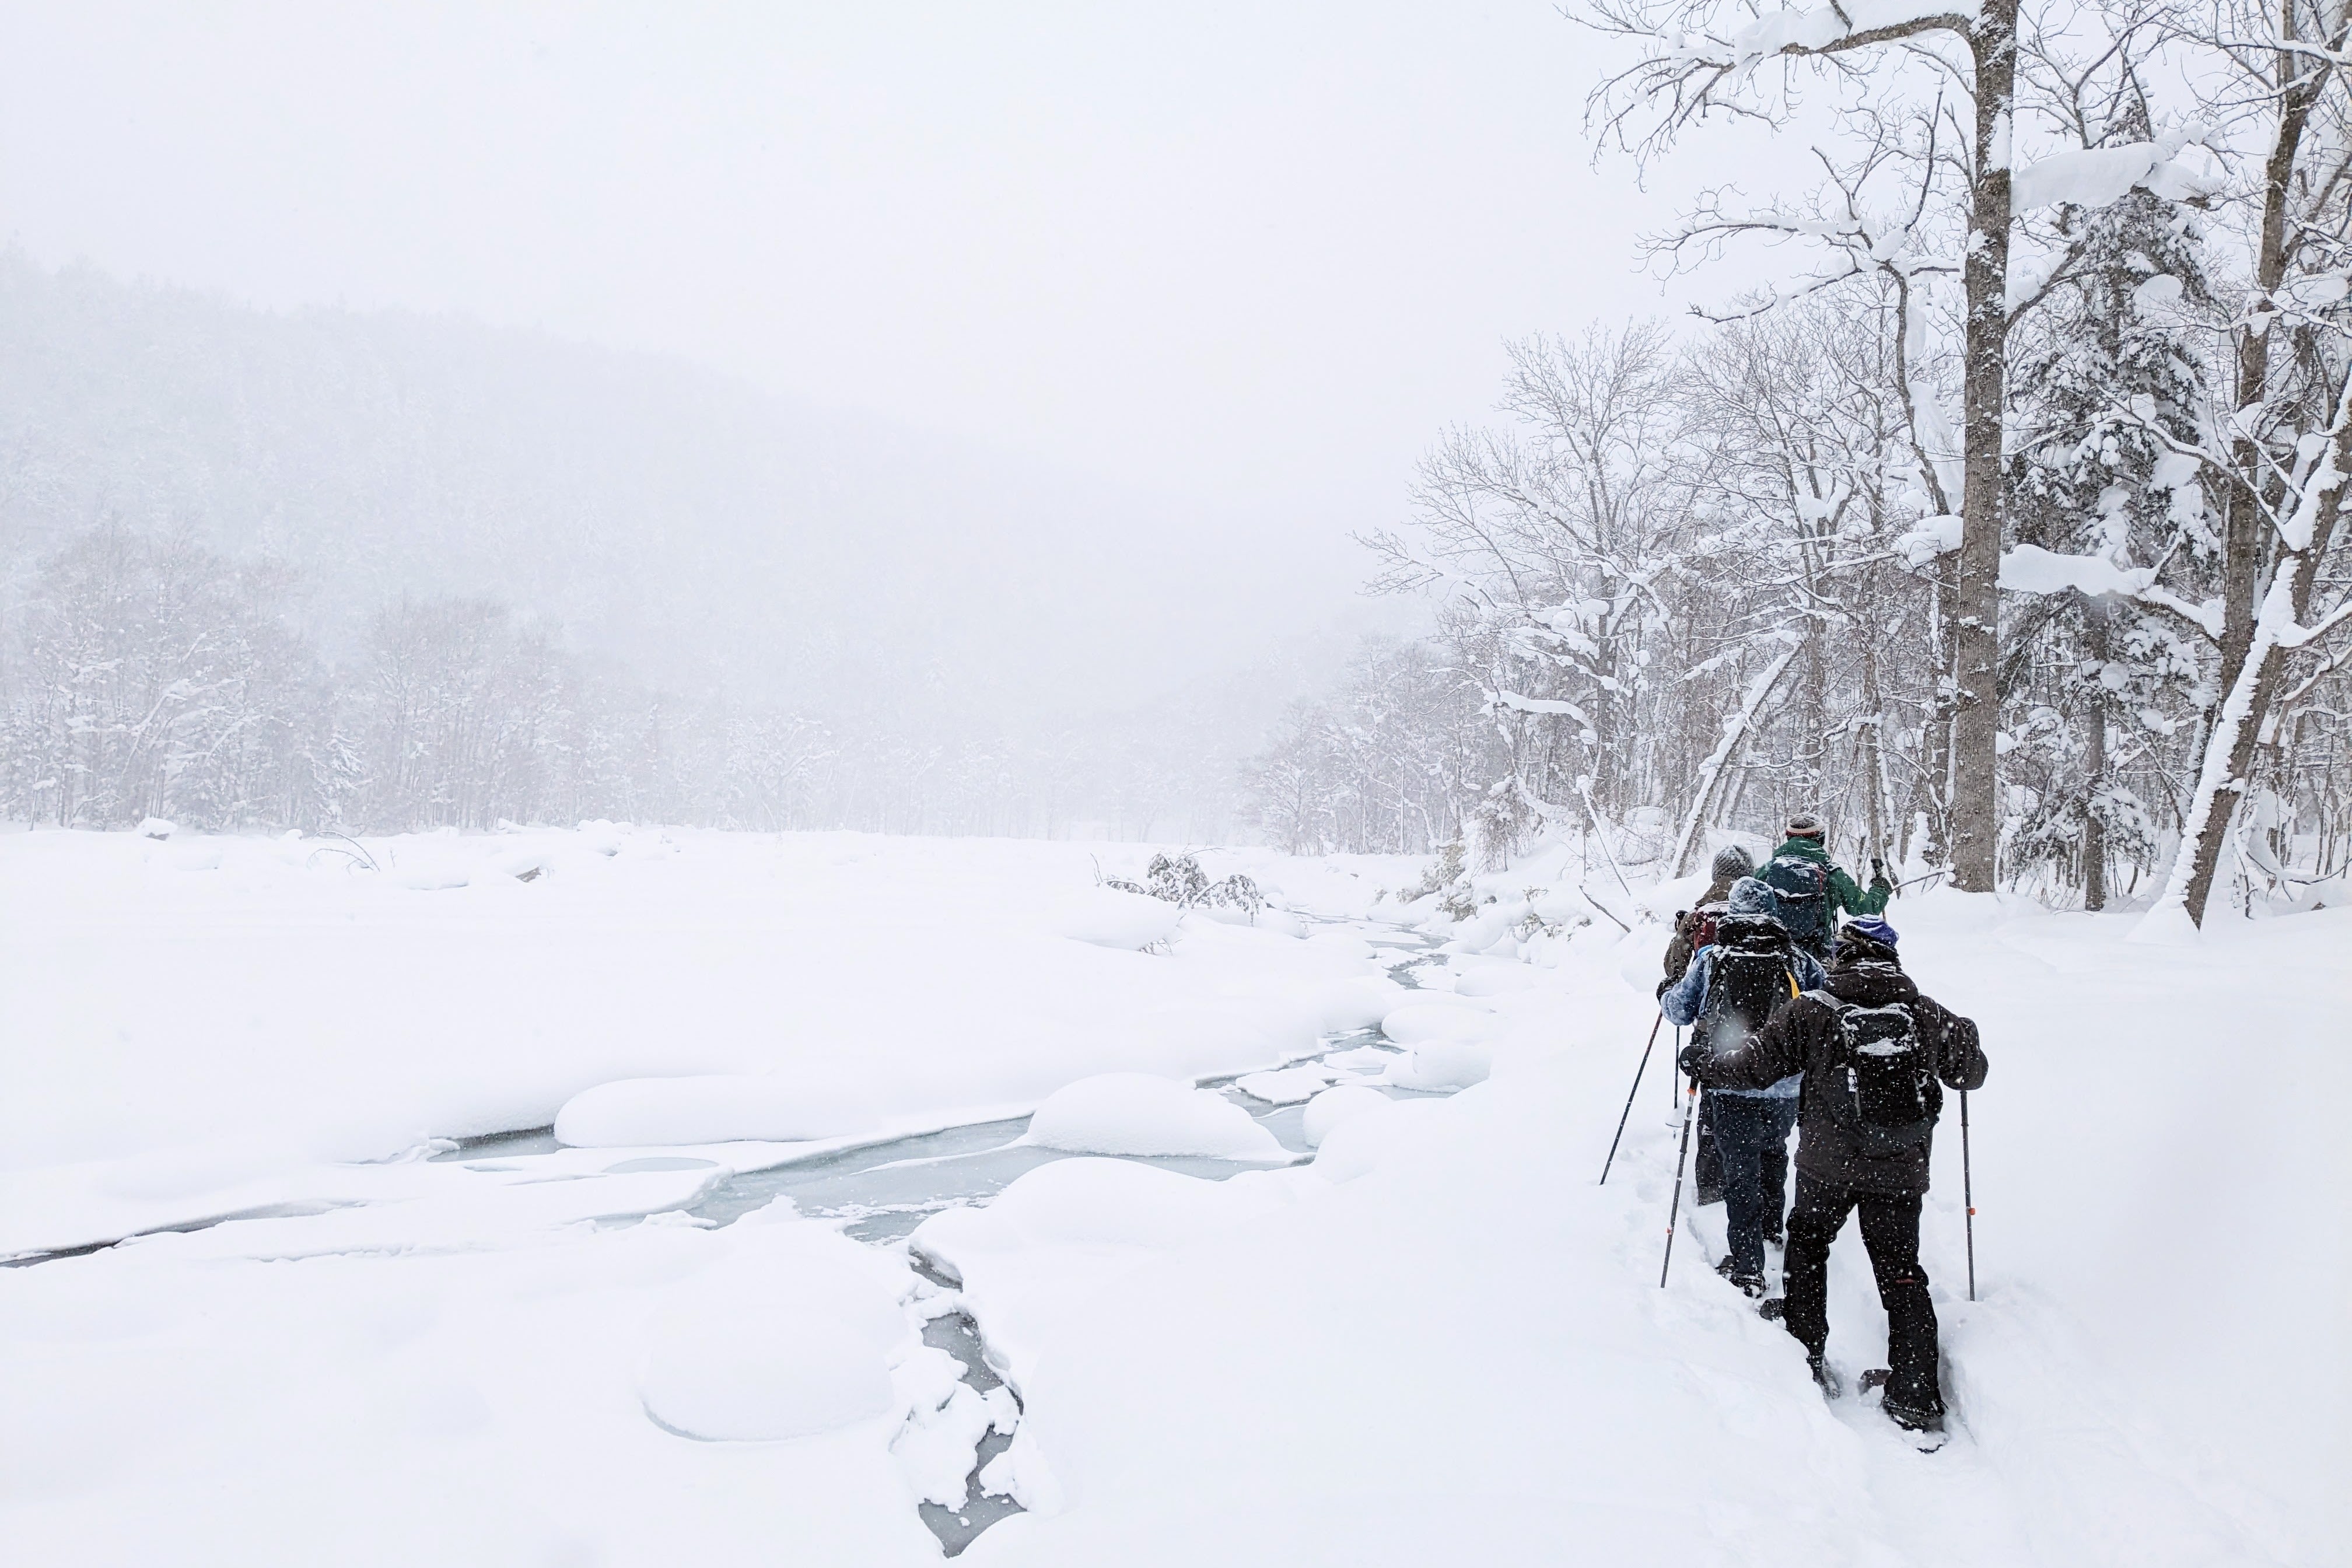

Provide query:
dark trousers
left=1708, top=1091, right=1797, bottom=1276
left=1782, top=1174, right=1943, bottom=1413
left=1694, top=1104, right=1723, bottom=1202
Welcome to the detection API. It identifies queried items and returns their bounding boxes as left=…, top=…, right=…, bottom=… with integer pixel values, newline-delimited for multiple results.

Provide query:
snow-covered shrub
left=1399, top=839, right=1478, bottom=922
left=1102, top=853, right=1265, bottom=919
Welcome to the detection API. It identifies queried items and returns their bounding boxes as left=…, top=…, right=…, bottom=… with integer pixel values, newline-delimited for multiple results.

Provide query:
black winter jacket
left=1695, top=953, right=1987, bottom=1194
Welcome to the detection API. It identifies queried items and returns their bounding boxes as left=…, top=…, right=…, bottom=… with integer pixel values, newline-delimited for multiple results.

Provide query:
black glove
left=1656, top=975, right=1674, bottom=999
left=1677, top=1043, right=1707, bottom=1079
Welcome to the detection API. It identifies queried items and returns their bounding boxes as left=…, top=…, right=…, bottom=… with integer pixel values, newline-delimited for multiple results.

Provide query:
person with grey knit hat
left=1661, top=843, right=1757, bottom=987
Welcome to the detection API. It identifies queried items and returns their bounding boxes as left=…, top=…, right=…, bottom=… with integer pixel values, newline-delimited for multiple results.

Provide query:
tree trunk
left=1950, top=0, right=2019, bottom=894
left=1920, top=564, right=1957, bottom=867
left=2168, top=475, right=2345, bottom=927
left=2150, top=5, right=2337, bottom=929
left=2082, top=596, right=2109, bottom=912
left=1666, top=644, right=1801, bottom=874
left=1860, top=633, right=1889, bottom=869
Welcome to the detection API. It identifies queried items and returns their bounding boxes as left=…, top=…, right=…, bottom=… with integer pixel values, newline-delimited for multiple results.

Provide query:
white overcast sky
left=0, top=1, right=1769, bottom=612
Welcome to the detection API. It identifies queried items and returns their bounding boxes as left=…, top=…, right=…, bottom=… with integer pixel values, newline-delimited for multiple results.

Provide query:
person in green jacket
left=1758, top=814, right=1892, bottom=958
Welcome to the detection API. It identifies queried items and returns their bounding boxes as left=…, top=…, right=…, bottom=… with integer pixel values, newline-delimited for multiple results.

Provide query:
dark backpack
left=1821, top=995, right=1940, bottom=1155
left=1698, top=914, right=1797, bottom=1054
left=1762, top=854, right=1831, bottom=946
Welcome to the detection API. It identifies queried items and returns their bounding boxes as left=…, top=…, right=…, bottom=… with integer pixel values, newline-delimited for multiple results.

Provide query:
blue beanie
left=1844, top=915, right=1899, bottom=948
left=1727, top=877, right=1778, bottom=916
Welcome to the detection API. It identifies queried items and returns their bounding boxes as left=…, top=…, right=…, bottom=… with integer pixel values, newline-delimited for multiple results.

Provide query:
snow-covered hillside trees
left=0, top=528, right=1258, bottom=839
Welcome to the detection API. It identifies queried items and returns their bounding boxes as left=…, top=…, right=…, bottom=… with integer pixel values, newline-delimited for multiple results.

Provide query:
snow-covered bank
left=0, top=827, right=1405, bottom=1247
left=2, top=827, right=2339, bottom=1565
left=932, top=889, right=2343, bottom=1567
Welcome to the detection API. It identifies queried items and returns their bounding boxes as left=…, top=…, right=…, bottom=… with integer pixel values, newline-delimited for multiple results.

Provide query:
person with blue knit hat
left=1842, top=915, right=1900, bottom=951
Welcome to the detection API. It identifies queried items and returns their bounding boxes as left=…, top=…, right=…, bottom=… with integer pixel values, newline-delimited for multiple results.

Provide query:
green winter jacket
left=1767, top=836, right=1892, bottom=919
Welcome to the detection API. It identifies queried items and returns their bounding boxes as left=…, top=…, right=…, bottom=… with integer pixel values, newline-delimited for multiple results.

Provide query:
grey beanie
left=1710, top=844, right=1755, bottom=881
left=1727, top=877, right=1777, bottom=916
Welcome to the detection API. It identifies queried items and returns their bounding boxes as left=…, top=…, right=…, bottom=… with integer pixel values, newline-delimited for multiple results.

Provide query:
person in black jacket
left=1679, top=917, right=1987, bottom=1435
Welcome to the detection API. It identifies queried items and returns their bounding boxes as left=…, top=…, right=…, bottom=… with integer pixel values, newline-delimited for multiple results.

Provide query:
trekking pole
left=1598, top=1013, right=1664, bottom=1186
left=1660, top=1073, right=1699, bottom=1288
left=1961, top=1090, right=1977, bottom=1302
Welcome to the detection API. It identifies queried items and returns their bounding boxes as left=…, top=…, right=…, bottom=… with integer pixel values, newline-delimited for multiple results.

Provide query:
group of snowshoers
left=1657, top=814, right=1989, bottom=1440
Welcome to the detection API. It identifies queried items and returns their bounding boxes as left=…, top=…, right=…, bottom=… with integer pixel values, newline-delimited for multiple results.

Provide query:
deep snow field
left=1, top=824, right=2341, bottom=1566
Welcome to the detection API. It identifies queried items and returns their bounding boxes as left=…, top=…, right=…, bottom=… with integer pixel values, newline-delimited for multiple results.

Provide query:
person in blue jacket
left=1661, top=877, right=1827, bottom=1295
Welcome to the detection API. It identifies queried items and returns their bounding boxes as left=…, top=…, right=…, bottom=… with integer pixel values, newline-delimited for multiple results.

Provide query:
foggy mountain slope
left=0, top=254, right=1354, bottom=733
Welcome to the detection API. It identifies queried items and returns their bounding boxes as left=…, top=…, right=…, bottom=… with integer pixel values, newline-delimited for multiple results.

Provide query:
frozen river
left=9, top=913, right=1458, bottom=1558
left=412, top=928, right=1457, bottom=1554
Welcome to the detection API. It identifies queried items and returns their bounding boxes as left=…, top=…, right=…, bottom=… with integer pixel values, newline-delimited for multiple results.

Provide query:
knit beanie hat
left=1785, top=813, right=1826, bottom=838
left=1727, top=877, right=1777, bottom=916
left=1845, top=915, right=1899, bottom=947
left=1710, top=844, right=1755, bottom=881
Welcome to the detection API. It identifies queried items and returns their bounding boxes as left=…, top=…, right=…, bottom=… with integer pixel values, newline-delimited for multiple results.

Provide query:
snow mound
left=1378, top=1000, right=1494, bottom=1046
left=1301, top=1084, right=1390, bottom=1147
left=484, top=846, right=552, bottom=883
left=1305, top=977, right=1406, bottom=1031
left=554, top=1074, right=878, bottom=1147
left=1026, top=1073, right=1285, bottom=1159
left=1055, top=887, right=1183, bottom=950
left=1311, top=1096, right=1449, bottom=1182
left=1385, top=1039, right=1492, bottom=1091
left=638, top=1273, right=904, bottom=1441
left=135, top=817, right=176, bottom=840
left=921, top=1156, right=1278, bottom=1264
left=1451, top=965, right=1534, bottom=997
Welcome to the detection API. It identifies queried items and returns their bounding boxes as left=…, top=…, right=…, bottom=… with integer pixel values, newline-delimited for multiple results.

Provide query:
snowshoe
left=1756, top=1297, right=1787, bottom=1321
left=1859, top=1370, right=1949, bottom=1451
left=1715, top=1256, right=1766, bottom=1298
left=1884, top=1401, right=1948, bottom=1451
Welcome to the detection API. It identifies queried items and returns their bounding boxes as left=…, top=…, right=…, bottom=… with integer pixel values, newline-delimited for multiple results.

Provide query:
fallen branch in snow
left=1578, top=885, right=1634, bottom=933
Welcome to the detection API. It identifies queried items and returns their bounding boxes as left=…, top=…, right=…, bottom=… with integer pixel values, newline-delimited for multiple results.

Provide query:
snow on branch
left=2008, top=136, right=2222, bottom=215
left=1489, top=688, right=1598, bottom=727
left=1997, top=544, right=2157, bottom=597
left=1661, top=0, right=1981, bottom=70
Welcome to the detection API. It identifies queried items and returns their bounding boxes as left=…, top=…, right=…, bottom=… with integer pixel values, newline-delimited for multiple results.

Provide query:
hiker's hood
left=1824, top=956, right=1916, bottom=1007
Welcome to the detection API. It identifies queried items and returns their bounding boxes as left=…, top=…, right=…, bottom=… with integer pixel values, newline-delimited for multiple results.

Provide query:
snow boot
left=1716, top=1256, right=1766, bottom=1298
left=1757, top=1296, right=1787, bottom=1321
left=1807, top=1353, right=1842, bottom=1399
